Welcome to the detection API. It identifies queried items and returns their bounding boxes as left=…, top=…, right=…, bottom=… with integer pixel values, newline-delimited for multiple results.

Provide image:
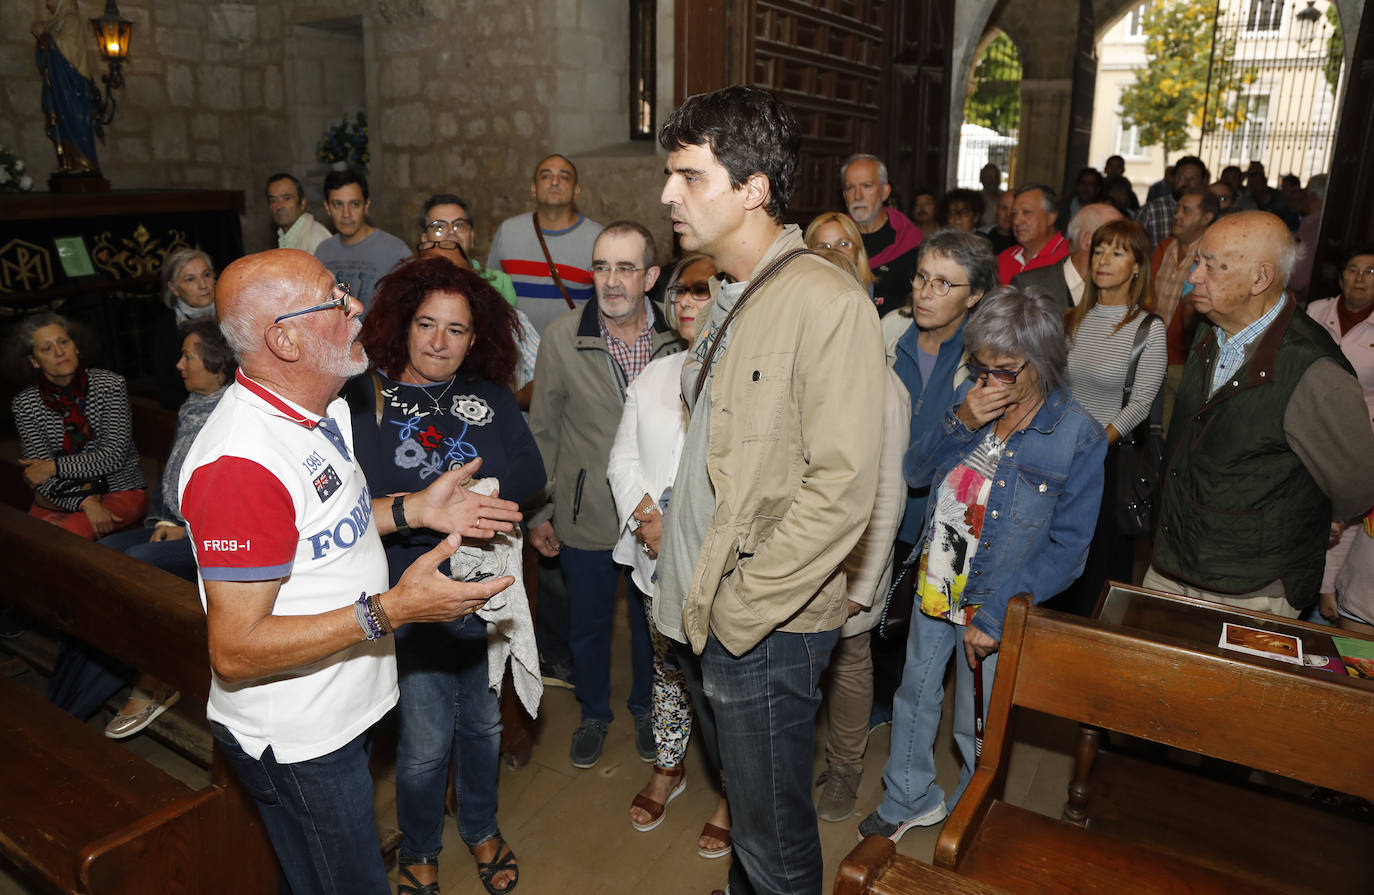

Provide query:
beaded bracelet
left=367, top=592, right=393, bottom=634
left=355, top=592, right=384, bottom=640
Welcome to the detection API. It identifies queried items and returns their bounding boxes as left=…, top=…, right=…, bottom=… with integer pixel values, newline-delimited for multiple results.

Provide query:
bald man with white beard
left=177, top=249, right=520, bottom=894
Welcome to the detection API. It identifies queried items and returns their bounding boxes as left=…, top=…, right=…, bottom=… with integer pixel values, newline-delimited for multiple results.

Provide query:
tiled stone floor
left=0, top=601, right=1079, bottom=895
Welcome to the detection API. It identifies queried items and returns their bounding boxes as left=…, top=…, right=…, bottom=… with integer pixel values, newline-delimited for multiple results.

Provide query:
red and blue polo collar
left=234, top=368, right=352, bottom=461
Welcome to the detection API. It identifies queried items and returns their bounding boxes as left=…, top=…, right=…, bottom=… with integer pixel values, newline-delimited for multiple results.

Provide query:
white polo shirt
left=180, top=370, right=396, bottom=763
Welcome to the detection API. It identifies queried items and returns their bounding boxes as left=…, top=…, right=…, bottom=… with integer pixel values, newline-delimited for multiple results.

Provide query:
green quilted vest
left=1153, top=298, right=1350, bottom=609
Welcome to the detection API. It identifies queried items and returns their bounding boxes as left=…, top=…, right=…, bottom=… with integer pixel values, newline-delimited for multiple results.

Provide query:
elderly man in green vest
left=1144, top=211, right=1374, bottom=617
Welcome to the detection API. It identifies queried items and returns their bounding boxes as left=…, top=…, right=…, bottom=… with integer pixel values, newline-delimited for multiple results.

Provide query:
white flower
left=19, top=175, right=32, bottom=190
left=13, top=159, right=23, bottom=172
left=0, top=169, right=10, bottom=185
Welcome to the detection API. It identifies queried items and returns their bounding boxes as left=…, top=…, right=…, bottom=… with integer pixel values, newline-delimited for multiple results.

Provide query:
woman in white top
left=608, top=254, right=731, bottom=858
left=1057, top=219, right=1167, bottom=615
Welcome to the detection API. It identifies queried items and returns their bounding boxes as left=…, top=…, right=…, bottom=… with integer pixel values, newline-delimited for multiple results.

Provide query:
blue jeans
left=878, top=609, right=999, bottom=824
left=98, top=526, right=198, bottom=581
left=394, top=614, right=501, bottom=857
left=47, top=528, right=198, bottom=719
left=701, top=627, right=839, bottom=895
left=211, top=722, right=390, bottom=895
left=560, top=546, right=653, bottom=723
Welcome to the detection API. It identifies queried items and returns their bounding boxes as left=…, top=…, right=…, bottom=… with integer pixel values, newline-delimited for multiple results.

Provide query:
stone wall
left=0, top=0, right=675, bottom=264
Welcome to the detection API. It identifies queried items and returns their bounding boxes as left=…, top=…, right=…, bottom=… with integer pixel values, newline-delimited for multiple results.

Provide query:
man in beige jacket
left=656, top=87, right=886, bottom=895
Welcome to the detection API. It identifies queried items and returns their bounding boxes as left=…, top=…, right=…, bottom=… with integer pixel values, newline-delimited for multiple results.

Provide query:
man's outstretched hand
left=409, top=458, right=523, bottom=539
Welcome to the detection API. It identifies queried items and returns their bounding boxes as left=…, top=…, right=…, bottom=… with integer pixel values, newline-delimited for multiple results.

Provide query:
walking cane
left=973, top=657, right=985, bottom=760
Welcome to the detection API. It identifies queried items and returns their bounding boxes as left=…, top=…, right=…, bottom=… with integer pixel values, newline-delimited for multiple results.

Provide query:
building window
left=1224, top=94, right=1270, bottom=162
left=629, top=0, right=656, bottom=140
left=1245, top=0, right=1283, bottom=31
left=1126, top=3, right=1148, bottom=37
left=1116, top=118, right=1145, bottom=158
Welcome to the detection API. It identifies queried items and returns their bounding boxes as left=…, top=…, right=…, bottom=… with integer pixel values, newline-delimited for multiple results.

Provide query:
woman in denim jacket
left=859, top=286, right=1106, bottom=842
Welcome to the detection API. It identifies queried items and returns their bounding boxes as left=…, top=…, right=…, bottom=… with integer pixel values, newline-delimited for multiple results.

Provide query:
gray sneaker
left=815, top=762, right=863, bottom=822
left=633, top=712, right=655, bottom=763
left=570, top=719, right=609, bottom=768
left=856, top=802, right=947, bottom=843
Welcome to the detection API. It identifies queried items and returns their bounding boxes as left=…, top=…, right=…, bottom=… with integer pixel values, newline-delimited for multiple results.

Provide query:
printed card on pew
left=1218, top=623, right=1303, bottom=665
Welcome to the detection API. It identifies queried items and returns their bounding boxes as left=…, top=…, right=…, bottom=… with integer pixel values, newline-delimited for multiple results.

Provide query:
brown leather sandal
left=698, top=822, right=732, bottom=859
left=630, top=764, right=687, bottom=832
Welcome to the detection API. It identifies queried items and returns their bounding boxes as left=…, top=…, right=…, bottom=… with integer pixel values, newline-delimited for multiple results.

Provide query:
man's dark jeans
left=211, top=722, right=390, bottom=895
left=701, top=627, right=840, bottom=895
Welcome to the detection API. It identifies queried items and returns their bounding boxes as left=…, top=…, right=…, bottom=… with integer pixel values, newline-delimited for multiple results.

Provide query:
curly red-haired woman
left=347, top=256, right=544, bottom=894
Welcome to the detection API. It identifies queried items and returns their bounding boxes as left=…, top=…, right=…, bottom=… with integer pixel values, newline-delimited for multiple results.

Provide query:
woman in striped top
left=11, top=313, right=146, bottom=540
left=1057, top=219, right=1166, bottom=615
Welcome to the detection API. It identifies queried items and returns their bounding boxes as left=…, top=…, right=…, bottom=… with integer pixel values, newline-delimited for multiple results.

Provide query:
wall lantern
left=89, top=0, right=133, bottom=123
left=1295, top=1, right=1323, bottom=50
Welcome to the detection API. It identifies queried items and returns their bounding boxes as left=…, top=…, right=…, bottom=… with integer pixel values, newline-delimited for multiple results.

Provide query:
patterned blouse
left=11, top=368, right=145, bottom=511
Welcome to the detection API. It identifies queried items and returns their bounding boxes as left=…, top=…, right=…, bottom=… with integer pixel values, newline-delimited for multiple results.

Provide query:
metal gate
left=1195, top=0, right=1344, bottom=181
left=959, top=33, right=1021, bottom=187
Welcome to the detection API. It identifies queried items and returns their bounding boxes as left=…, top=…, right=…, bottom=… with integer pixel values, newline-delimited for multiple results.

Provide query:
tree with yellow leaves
left=1118, top=0, right=1257, bottom=154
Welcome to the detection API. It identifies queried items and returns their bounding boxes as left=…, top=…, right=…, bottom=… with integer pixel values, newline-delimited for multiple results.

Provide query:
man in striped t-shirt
left=487, top=154, right=603, bottom=336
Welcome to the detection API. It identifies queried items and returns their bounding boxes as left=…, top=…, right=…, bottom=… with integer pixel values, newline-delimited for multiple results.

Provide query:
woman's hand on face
left=19, top=458, right=57, bottom=488
left=149, top=525, right=188, bottom=543
left=81, top=497, right=123, bottom=538
left=956, top=378, right=1015, bottom=430
left=962, top=624, right=1000, bottom=671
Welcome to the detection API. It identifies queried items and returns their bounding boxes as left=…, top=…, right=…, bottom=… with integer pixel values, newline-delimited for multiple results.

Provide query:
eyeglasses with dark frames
left=274, top=282, right=352, bottom=323
left=669, top=280, right=712, bottom=303
left=965, top=359, right=1029, bottom=384
left=913, top=272, right=969, bottom=297
left=425, top=218, right=473, bottom=238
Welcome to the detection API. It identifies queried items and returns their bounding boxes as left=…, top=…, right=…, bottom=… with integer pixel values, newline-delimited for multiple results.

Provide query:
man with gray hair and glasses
left=843, top=152, right=924, bottom=315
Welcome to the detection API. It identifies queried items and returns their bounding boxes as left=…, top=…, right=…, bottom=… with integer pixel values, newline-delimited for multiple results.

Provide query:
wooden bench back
left=990, top=598, right=1374, bottom=802
left=0, top=503, right=210, bottom=706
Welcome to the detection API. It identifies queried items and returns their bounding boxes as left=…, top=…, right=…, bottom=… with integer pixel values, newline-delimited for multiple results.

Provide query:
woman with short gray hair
left=153, top=246, right=217, bottom=407
left=869, top=229, right=998, bottom=736
left=859, top=284, right=1106, bottom=843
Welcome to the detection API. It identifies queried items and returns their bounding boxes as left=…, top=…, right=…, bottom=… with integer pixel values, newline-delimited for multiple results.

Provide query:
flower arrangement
left=316, top=112, right=370, bottom=168
left=0, top=145, right=34, bottom=192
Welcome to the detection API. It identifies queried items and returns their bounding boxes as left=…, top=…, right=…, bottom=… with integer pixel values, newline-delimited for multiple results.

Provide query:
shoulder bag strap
left=692, top=248, right=812, bottom=404
left=532, top=211, right=577, bottom=309
left=1119, top=312, right=1157, bottom=410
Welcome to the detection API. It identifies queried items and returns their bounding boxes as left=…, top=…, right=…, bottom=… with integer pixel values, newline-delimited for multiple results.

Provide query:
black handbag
left=878, top=539, right=921, bottom=638
left=1115, top=314, right=1165, bottom=537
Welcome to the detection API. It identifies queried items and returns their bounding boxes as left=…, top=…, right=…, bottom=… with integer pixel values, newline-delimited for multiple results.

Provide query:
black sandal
left=397, top=860, right=439, bottom=895
left=472, top=835, right=519, bottom=894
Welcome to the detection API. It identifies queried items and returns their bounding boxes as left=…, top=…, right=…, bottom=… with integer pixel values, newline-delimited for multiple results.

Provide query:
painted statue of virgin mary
left=33, top=0, right=101, bottom=174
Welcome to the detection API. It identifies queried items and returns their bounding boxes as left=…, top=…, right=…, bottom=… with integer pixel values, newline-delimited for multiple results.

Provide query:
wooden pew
left=0, top=503, right=278, bottom=894
left=836, top=836, right=1011, bottom=895
left=927, top=596, right=1374, bottom=895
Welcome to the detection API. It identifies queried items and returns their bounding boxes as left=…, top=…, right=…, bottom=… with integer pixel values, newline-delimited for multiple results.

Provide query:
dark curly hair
left=659, top=86, right=800, bottom=223
left=361, top=256, right=518, bottom=385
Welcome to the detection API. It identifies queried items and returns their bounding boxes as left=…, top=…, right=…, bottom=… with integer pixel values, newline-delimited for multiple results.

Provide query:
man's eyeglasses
left=814, top=239, right=855, bottom=251
left=1344, top=264, right=1374, bottom=280
left=426, top=218, right=472, bottom=239
left=913, top=273, right=969, bottom=297
left=965, top=359, right=1028, bottom=384
left=591, top=263, right=646, bottom=276
left=669, top=280, right=712, bottom=303
left=275, top=282, right=352, bottom=323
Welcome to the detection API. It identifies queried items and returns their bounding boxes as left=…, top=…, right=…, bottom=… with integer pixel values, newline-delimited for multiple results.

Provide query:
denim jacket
left=892, top=317, right=969, bottom=544
left=904, top=382, right=1106, bottom=641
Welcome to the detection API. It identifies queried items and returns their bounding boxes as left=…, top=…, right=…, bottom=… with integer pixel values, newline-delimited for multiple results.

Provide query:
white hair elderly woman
left=153, top=246, right=217, bottom=407
left=859, top=285, right=1106, bottom=842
